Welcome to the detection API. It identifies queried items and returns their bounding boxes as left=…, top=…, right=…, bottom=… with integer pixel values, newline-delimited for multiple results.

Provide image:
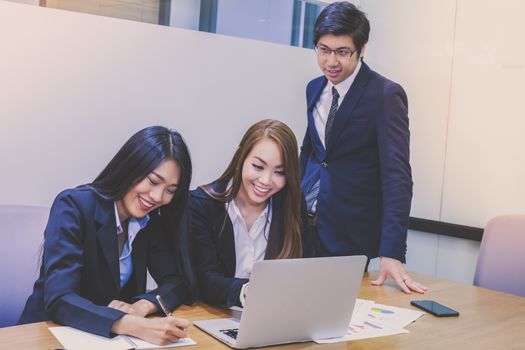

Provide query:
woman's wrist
left=132, top=299, right=158, bottom=316
left=111, top=314, right=142, bottom=335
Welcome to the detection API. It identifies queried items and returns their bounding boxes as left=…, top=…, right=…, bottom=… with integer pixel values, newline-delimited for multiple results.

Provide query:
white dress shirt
left=227, top=199, right=272, bottom=306
left=313, top=61, right=362, bottom=148
left=226, top=199, right=272, bottom=279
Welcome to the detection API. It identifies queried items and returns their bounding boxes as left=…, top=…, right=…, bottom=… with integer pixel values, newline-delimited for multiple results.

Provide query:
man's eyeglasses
left=315, top=45, right=355, bottom=59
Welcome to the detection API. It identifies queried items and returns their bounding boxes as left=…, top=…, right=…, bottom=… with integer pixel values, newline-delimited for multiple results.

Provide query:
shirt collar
left=327, top=60, right=362, bottom=99
left=114, top=202, right=124, bottom=235
left=114, top=202, right=149, bottom=235
left=227, top=198, right=272, bottom=224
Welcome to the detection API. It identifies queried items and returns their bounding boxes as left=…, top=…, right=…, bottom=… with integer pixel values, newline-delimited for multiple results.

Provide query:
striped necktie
left=305, top=86, right=341, bottom=213
left=325, top=86, right=340, bottom=145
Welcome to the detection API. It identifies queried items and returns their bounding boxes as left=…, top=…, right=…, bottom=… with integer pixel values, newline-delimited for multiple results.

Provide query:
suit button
left=321, top=162, right=328, bottom=168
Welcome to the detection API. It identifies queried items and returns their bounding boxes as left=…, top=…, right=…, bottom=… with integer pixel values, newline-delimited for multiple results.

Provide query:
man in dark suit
left=300, top=1, right=426, bottom=293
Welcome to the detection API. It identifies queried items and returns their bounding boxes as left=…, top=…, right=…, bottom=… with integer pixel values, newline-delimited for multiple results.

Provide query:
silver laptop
left=194, top=255, right=366, bottom=348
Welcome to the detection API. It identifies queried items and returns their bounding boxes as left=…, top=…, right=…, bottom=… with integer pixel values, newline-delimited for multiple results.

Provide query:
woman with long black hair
left=19, top=126, right=193, bottom=345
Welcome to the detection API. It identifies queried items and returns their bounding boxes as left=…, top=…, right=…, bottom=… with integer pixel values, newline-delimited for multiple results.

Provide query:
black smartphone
left=410, top=300, right=459, bottom=317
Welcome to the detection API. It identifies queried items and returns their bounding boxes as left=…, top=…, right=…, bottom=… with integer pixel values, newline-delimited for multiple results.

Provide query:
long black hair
left=90, top=125, right=196, bottom=300
left=90, top=126, right=191, bottom=205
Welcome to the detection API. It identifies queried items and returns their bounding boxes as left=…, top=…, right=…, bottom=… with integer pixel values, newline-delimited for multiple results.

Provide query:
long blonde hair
left=202, top=119, right=302, bottom=259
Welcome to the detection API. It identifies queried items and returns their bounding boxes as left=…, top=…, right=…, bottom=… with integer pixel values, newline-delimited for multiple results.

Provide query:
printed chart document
left=315, top=299, right=424, bottom=344
left=49, top=326, right=196, bottom=350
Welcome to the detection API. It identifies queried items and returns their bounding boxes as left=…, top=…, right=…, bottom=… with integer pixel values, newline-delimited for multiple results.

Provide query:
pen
left=156, top=294, right=172, bottom=317
left=157, top=294, right=188, bottom=336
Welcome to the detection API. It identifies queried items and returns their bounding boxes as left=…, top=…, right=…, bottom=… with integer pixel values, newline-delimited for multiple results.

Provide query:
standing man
left=300, top=1, right=426, bottom=294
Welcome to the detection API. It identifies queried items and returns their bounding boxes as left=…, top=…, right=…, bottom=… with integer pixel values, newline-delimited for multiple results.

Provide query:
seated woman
left=19, top=126, right=193, bottom=345
left=190, top=119, right=317, bottom=307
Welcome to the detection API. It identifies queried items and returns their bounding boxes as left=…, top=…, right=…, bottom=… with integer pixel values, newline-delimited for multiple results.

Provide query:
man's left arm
left=372, top=81, right=426, bottom=294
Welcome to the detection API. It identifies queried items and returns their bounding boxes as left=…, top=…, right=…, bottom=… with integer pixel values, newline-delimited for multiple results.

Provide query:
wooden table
left=2, top=272, right=525, bottom=349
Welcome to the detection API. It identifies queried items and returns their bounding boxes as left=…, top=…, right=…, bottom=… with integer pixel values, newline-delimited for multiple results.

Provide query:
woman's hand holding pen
left=134, top=316, right=189, bottom=345
left=111, top=314, right=190, bottom=345
left=110, top=295, right=190, bottom=345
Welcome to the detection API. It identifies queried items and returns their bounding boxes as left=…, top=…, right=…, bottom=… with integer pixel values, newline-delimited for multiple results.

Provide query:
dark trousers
left=308, top=221, right=370, bottom=272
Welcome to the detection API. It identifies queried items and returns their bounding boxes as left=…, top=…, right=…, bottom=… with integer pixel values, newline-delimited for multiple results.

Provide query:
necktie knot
left=332, top=86, right=340, bottom=100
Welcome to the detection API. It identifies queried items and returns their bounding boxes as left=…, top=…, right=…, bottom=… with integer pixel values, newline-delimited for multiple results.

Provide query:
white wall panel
left=441, top=0, right=525, bottom=227
left=436, top=235, right=480, bottom=284
left=361, top=0, right=457, bottom=221
left=3, top=0, right=520, bottom=285
left=0, top=0, right=319, bottom=207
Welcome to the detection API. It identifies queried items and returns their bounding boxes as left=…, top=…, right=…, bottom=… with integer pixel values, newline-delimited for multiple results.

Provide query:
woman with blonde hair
left=190, top=119, right=317, bottom=307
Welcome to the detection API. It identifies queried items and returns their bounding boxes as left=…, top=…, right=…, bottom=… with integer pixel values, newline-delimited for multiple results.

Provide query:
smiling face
left=236, top=138, right=287, bottom=210
left=116, top=159, right=180, bottom=221
left=316, top=34, right=364, bottom=85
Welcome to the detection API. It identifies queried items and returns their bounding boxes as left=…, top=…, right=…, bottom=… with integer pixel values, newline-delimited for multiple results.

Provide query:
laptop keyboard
left=220, top=328, right=239, bottom=339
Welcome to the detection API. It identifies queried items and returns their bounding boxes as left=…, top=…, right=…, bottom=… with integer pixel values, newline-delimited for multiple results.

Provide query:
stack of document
left=315, top=299, right=424, bottom=344
left=49, top=326, right=196, bottom=350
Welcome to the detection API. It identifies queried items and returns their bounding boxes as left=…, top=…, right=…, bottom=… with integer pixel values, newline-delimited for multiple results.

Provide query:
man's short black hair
left=313, top=1, right=370, bottom=56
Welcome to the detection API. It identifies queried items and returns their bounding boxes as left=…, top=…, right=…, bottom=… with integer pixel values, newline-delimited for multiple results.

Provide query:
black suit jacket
left=189, top=182, right=317, bottom=307
left=19, top=187, right=189, bottom=337
left=300, top=62, right=413, bottom=262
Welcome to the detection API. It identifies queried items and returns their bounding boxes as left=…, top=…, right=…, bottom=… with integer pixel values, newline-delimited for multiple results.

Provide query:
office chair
left=473, top=214, right=525, bottom=297
left=0, top=205, right=49, bottom=327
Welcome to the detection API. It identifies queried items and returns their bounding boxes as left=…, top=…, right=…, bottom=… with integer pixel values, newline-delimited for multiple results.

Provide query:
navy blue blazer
left=189, top=183, right=317, bottom=307
left=18, top=187, right=189, bottom=337
left=300, top=62, right=413, bottom=262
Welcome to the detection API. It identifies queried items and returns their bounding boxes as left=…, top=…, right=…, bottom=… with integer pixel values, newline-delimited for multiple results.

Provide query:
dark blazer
left=18, top=187, right=189, bottom=337
left=300, top=62, right=413, bottom=262
left=189, top=182, right=317, bottom=307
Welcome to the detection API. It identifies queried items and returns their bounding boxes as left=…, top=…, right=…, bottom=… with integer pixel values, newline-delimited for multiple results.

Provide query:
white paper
left=314, top=299, right=423, bottom=344
left=126, top=335, right=196, bottom=349
left=365, top=302, right=424, bottom=329
left=316, top=324, right=408, bottom=343
left=49, top=326, right=196, bottom=350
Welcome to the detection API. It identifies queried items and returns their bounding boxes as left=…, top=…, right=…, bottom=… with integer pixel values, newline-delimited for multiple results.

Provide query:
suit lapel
left=307, top=78, right=328, bottom=158
left=264, top=196, right=283, bottom=259
left=206, top=184, right=238, bottom=277
left=218, top=211, right=237, bottom=276
left=325, top=62, right=371, bottom=153
left=307, top=77, right=326, bottom=112
left=94, top=199, right=120, bottom=291
left=131, top=228, right=147, bottom=293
